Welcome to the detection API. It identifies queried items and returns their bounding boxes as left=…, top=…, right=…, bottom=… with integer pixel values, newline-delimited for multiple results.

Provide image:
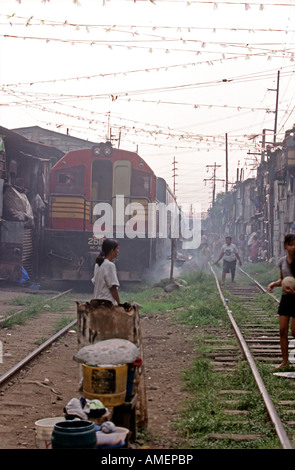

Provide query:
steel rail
left=0, top=319, right=77, bottom=386
left=239, top=267, right=279, bottom=303
left=0, top=288, right=73, bottom=326
left=210, top=265, right=293, bottom=450
left=0, top=288, right=76, bottom=387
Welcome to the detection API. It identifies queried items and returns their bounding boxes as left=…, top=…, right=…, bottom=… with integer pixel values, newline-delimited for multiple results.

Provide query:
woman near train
left=268, top=233, right=295, bottom=369
left=92, top=238, right=120, bottom=305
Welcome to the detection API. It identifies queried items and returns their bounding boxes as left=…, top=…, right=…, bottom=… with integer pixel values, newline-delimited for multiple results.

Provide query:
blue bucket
left=51, top=420, right=97, bottom=449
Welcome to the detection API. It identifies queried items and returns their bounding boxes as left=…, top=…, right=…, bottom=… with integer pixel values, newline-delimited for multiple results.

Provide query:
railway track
left=1, top=269, right=295, bottom=450
left=0, top=289, right=79, bottom=387
left=211, top=265, right=295, bottom=449
left=0, top=288, right=88, bottom=449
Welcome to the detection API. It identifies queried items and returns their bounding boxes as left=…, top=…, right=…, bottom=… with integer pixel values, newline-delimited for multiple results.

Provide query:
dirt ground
left=0, top=289, right=197, bottom=450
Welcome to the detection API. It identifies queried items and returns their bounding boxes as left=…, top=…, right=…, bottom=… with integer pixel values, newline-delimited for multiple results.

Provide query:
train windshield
left=91, top=160, right=112, bottom=201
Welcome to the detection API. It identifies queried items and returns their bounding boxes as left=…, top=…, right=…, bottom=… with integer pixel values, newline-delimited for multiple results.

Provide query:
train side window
left=156, top=177, right=167, bottom=203
left=131, top=170, right=151, bottom=197
left=58, top=174, right=71, bottom=184
left=54, top=166, right=85, bottom=194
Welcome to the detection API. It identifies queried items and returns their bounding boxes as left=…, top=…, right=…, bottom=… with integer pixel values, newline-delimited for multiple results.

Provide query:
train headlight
left=93, top=146, right=102, bottom=156
left=104, top=141, right=112, bottom=156
left=104, top=146, right=112, bottom=156
left=92, top=142, right=113, bottom=157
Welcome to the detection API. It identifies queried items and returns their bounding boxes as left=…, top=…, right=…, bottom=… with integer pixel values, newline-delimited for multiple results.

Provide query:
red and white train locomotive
left=44, top=141, right=179, bottom=283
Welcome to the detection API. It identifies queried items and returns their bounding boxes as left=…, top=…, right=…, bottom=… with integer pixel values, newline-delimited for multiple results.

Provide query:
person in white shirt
left=214, top=236, right=242, bottom=285
left=92, top=239, right=120, bottom=305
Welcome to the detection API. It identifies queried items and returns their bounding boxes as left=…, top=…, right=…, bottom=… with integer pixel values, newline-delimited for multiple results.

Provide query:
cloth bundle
left=64, top=397, right=107, bottom=420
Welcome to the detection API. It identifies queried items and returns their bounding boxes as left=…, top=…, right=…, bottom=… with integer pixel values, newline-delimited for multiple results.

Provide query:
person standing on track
left=213, top=235, right=242, bottom=285
left=268, top=233, right=295, bottom=369
left=200, top=242, right=211, bottom=272
left=92, top=238, right=120, bottom=305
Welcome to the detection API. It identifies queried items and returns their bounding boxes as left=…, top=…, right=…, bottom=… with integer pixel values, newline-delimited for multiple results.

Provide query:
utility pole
left=107, top=111, right=111, bottom=141
left=267, top=70, right=280, bottom=145
left=225, top=133, right=228, bottom=193
left=260, top=128, right=274, bottom=162
left=170, top=156, right=178, bottom=281
left=204, top=163, right=224, bottom=206
left=274, top=70, right=280, bottom=144
left=172, top=156, right=178, bottom=196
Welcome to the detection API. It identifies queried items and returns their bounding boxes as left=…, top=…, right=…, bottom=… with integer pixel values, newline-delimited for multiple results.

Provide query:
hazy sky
left=1, top=0, right=295, bottom=213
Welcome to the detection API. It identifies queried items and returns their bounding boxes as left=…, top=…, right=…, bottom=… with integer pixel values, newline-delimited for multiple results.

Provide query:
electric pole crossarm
left=204, top=162, right=224, bottom=205
left=172, top=156, right=178, bottom=197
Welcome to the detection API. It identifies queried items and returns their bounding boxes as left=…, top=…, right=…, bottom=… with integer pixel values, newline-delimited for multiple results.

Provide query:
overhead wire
left=1, top=11, right=293, bottom=141
left=2, top=1, right=295, bottom=210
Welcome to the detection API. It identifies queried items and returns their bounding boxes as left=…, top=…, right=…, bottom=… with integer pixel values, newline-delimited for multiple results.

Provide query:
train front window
left=54, top=166, right=85, bottom=194
left=131, top=170, right=151, bottom=197
left=92, top=160, right=112, bottom=201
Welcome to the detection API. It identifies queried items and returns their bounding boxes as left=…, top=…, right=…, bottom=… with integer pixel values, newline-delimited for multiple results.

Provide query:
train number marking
left=88, top=237, right=102, bottom=246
